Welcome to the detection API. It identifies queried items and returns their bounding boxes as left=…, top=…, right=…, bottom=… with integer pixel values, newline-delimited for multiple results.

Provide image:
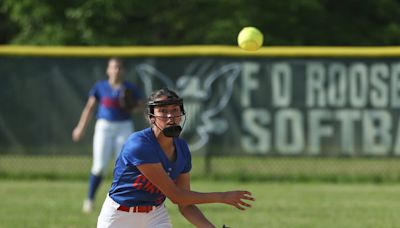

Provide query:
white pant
left=97, top=195, right=172, bottom=228
left=92, top=119, right=133, bottom=176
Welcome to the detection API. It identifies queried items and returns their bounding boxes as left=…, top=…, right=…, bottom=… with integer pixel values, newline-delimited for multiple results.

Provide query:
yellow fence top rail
left=1, top=45, right=400, bottom=57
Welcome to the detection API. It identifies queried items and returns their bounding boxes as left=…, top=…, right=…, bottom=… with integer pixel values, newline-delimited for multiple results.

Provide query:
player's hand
left=221, top=190, right=255, bottom=210
left=72, top=127, right=84, bottom=142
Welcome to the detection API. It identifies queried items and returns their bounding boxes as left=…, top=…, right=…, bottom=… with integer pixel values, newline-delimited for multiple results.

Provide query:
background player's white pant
left=92, top=119, right=133, bottom=176
left=97, top=194, right=172, bottom=228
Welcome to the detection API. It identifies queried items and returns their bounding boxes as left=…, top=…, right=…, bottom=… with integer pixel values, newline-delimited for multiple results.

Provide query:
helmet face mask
left=147, top=97, right=186, bottom=137
left=161, top=125, right=183, bottom=137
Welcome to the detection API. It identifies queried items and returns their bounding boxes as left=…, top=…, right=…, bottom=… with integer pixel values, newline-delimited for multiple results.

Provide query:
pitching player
left=97, top=88, right=254, bottom=228
left=72, top=57, right=144, bottom=213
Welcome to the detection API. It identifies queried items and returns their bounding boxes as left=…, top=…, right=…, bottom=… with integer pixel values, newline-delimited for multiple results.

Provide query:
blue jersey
left=89, top=80, right=142, bottom=121
left=109, top=128, right=192, bottom=207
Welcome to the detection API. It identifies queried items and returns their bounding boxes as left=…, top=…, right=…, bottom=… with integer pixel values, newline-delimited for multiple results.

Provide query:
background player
left=97, top=88, right=254, bottom=228
left=72, top=57, right=144, bottom=213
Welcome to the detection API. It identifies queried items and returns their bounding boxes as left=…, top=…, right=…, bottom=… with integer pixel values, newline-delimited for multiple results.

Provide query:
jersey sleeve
left=120, top=139, right=160, bottom=166
left=88, top=81, right=100, bottom=100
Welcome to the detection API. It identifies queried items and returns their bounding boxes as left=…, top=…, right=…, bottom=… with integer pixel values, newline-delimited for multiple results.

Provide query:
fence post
left=204, top=151, right=212, bottom=175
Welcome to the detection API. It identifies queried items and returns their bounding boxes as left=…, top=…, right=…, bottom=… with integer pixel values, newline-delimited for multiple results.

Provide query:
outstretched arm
left=176, top=172, right=215, bottom=228
left=72, top=96, right=96, bottom=142
left=137, top=163, right=254, bottom=209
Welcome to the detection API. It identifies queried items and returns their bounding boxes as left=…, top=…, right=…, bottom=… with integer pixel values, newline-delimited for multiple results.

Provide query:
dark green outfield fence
left=2, top=45, right=400, bottom=181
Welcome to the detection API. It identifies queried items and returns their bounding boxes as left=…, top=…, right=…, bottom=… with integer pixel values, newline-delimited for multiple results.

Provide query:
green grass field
left=2, top=155, right=400, bottom=227
left=1, top=179, right=400, bottom=228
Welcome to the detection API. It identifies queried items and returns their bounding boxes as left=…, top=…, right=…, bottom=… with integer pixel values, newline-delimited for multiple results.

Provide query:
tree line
left=1, top=0, right=400, bottom=46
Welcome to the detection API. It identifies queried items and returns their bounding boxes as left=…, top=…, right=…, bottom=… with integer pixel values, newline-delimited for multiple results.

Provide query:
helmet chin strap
left=152, top=121, right=182, bottom=137
left=162, top=125, right=182, bottom=137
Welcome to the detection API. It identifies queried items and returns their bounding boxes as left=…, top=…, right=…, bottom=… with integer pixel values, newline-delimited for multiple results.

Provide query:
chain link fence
left=2, top=154, right=400, bottom=182
left=2, top=47, right=400, bottom=182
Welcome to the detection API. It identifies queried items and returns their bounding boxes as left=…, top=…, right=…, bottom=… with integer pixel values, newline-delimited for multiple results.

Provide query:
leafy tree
left=1, top=0, right=400, bottom=46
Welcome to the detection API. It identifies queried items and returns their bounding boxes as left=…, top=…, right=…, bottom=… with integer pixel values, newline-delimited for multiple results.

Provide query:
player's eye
left=172, top=108, right=181, bottom=115
left=155, top=106, right=182, bottom=118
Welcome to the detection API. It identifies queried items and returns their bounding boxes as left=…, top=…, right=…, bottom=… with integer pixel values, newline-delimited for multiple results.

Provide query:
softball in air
left=237, top=27, right=264, bottom=51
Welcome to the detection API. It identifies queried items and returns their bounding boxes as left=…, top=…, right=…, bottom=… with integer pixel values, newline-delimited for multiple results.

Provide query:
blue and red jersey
left=109, top=128, right=192, bottom=207
left=89, top=80, right=142, bottom=121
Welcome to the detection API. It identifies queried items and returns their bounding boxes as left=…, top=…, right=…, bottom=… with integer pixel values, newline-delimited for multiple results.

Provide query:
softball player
left=97, top=88, right=254, bottom=228
left=72, top=58, right=144, bottom=213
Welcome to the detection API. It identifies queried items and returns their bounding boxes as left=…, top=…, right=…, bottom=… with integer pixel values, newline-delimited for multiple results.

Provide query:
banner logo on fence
left=136, top=63, right=241, bottom=151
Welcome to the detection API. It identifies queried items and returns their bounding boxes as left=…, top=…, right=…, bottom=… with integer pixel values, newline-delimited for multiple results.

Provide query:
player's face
left=107, top=60, right=124, bottom=79
left=152, top=96, right=183, bottom=129
left=153, top=104, right=183, bottom=127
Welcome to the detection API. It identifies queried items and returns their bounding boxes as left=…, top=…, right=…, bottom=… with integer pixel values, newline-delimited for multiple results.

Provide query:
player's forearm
left=76, top=106, right=93, bottom=129
left=178, top=204, right=215, bottom=228
left=169, top=189, right=224, bottom=205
